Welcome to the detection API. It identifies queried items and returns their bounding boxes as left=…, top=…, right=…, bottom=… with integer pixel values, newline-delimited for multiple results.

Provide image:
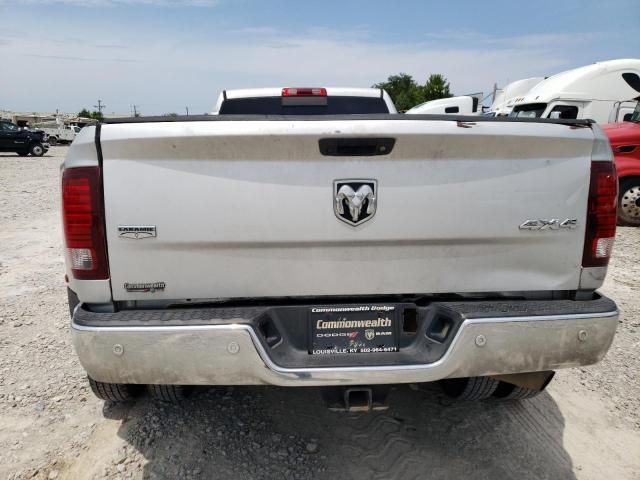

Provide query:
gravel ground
left=0, top=147, right=639, bottom=480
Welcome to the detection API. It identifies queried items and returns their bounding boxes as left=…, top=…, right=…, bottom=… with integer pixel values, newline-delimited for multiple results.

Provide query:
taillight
left=62, top=167, right=109, bottom=280
left=281, top=87, right=327, bottom=97
left=582, top=161, right=617, bottom=267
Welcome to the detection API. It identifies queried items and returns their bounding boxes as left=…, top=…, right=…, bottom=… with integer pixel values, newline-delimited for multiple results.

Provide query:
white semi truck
left=405, top=95, right=481, bottom=115
left=489, top=77, right=545, bottom=116
left=509, top=59, right=640, bottom=123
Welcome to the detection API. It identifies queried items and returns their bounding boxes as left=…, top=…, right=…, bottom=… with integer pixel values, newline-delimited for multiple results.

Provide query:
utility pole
left=492, top=83, right=498, bottom=104
left=131, top=104, right=140, bottom=117
left=185, top=106, right=189, bottom=116
left=94, top=100, right=105, bottom=115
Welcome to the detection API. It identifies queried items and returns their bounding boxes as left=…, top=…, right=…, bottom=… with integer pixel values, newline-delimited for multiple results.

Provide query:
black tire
left=48, top=136, right=58, bottom=146
left=493, top=382, right=542, bottom=400
left=29, top=143, right=45, bottom=157
left=618, top=177, right=640, bottom=226
left=88, top=377, right=137, bottom=402
left=148, top=384, right=190, bottom=403
left=440, top=376, right=500, bottom=400
left=493, top=372, right=555, bottom=400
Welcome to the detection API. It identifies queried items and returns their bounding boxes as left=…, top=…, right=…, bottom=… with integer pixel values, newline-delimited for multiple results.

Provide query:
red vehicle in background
left=603, top=99, right=640, bottom=226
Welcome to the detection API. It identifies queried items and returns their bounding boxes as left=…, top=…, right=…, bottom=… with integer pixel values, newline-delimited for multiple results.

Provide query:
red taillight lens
left=281, top=87, right=327, bottom=97
left=62, top=167, right=109, bottom=280
left=582, top=161, right=617, bottom=267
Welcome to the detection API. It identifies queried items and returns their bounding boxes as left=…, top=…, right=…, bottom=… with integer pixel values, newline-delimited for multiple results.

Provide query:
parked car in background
left=603, top=99, right=640, bottom=226
left=41, top=124, right=81, bottom=145
left=509, top=59, right=640, bottom=123
left=0, top=120, right=49, bottom=156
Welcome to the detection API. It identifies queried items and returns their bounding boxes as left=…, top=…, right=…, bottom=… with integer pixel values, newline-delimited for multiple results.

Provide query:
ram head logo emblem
left=334, top=179, right=377, bottom=226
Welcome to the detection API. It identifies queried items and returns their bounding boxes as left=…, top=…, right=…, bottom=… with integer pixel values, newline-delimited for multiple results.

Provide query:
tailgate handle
left=319, top=138, right=395, bottom=156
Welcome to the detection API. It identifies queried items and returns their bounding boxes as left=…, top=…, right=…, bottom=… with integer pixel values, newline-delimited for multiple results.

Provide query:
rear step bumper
left=71, top=296, right=619, bottom=386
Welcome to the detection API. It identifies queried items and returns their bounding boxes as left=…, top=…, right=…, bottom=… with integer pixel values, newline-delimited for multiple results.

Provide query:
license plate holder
left=309, top=305, right=398, bottom=355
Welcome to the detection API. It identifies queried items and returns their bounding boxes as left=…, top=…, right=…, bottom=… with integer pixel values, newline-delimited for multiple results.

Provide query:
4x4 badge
left=519, top=219, right=577, bottom=231
left=334, top=179, right=377, bottom=226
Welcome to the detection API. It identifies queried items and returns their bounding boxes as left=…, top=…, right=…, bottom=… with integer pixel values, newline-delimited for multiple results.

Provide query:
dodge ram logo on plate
left=334, top=179, right=377, bottom=226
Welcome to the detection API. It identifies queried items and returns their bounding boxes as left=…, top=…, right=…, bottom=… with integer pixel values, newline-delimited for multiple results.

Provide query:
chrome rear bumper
left=71, top=306, right=619, bottom=386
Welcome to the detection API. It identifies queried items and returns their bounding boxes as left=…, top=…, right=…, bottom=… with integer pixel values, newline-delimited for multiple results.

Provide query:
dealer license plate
left=309, top=305, right=398, bottom=355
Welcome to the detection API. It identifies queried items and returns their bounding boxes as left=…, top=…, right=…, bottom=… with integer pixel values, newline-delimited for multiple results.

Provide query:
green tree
left=78, top=108, right=92, bottom=118
left=91, top=111, right=104, bottom=121
left=373, top=73, right=425, bottom=112
left=422, top=74, right=452, bottom=102
left=373, top=73, right=453, bottom=111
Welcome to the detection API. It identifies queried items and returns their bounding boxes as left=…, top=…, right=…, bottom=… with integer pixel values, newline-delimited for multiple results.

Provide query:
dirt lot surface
left=1, top=147, right=639, bottom=480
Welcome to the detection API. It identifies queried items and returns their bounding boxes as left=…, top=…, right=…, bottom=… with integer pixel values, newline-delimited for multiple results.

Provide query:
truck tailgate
left=99, top=119, right=594, bottom=301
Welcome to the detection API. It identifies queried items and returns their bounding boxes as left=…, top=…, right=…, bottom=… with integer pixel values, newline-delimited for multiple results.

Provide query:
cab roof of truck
left=490, top=77, right=545, bottom=112
left=406, top=96, right=475, bottom=114
left=513, top=59, right=640, bottom=105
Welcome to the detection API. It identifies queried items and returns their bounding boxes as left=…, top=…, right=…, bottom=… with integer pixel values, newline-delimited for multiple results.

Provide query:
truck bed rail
left=100, top=114, right=594, bottom=127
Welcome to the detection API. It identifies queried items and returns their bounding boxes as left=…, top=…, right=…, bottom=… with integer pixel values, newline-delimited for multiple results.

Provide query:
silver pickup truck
left=62, top=87, right=619, bottom=408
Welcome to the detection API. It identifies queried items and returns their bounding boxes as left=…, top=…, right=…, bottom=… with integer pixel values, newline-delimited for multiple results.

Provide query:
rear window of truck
left=218, top=96, right=390, bottom=115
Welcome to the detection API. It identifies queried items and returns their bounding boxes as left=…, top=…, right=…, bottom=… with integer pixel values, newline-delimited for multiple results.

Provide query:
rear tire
left=48, top=136, right=58, bottom=146
left=618, top=177, right=640, bottom=226
left=493, top=382, right=542, bottom=400
left=29, top=143, right=45, bottom=157
left=493, top=372, right=554, bottom=400
left=148, top=384, right=190, bottom=403
left=440, top=376, right=500, bottom=400
left=88, top=377, right=138, bottom=402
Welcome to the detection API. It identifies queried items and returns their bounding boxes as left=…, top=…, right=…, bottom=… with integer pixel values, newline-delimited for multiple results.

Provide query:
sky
left=0, top=0, right=638, bottom=115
